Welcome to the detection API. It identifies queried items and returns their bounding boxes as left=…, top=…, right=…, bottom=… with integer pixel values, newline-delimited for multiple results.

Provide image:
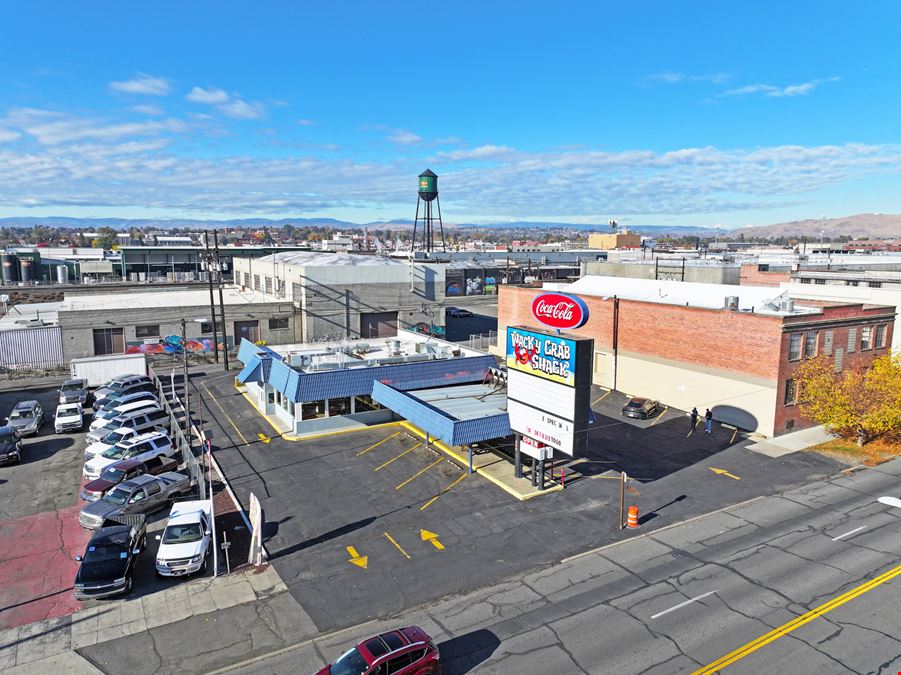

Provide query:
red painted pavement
left=0, top=503, right=90, bottom=630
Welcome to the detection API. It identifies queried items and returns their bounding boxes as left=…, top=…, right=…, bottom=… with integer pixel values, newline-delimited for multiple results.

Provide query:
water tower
left=410, top=169, right=446, bottom=255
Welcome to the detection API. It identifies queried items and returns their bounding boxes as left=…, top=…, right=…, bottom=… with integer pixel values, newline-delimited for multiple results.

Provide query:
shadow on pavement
left=269, top=516, right=376, bottom=560
left=438, top=629, right=501, bottom=674
left=22, top=436, right=74, bottom=464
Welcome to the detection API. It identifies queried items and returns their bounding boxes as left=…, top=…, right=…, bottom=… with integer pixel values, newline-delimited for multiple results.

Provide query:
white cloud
left=108, top=74, right=172, bottom=96
left=721, top=77, right=840, bottom=98
left=186, top=86, right=230, bottom=104
left=297, top=119, right=317, bottom=126
left=132, top=104, right=164, bottom=116
left=646, top=72, right=730, bottom=85
left=0, top=128, right=21, bottom=142
left=434, top=144, right=516, bottom=161
left=2, top=108, right=186, bottom=145
left=387, top=130, right=422, bottom=145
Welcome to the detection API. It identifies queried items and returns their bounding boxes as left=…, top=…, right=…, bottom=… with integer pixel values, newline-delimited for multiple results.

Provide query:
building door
left=360, top=311, right=398, bottom=339
left=593, top=351, right=613, bottom=389
left=93, top=328, right=124, bottom=355
left=234, top=320, right=260, bottom=345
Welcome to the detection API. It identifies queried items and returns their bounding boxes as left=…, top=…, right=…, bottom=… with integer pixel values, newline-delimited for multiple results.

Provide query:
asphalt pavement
left=220, top=457, right=901, bottom=675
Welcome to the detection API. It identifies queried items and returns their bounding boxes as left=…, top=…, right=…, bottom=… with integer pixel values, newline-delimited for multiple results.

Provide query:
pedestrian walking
left=689, top=407, right=698, bottom=431
left=705, top=408, right=713, bottom=434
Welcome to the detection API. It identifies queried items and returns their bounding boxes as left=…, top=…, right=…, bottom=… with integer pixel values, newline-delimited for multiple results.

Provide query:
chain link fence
left=461, top=330, right=498, bottom=352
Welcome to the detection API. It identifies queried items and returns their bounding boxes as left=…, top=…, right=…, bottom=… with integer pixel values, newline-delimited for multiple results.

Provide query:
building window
left=268, top=317, right=289, bottom=330
left=784, top=378, right=797, bottom=405
left=354, top=395, right=382, bottom=412
left=301, top=401, right=325, bottom=420
left=265, top=276, right=273, bottom=294
left=861, top=326, right=872, bottom=350
left=800, top=278, right=811, bottom=284
left=291, top=282, right=302, bottom=302
left=847, top=328, right=857, bottom=353
left=846, top=280, right=859, bottom=287
left=868, top=281, right=882, bottom=288
left=135, top=324, right=160, bottom=338
left=834, top=347, right=844, bottom=372
left=804, top=331, right=818, bottom=358
left=328, top=397, right=352, bottom=417
left=199, top=321, right=213, bottom=335
left=253, top=274, right=261, bottom=291
left=92, top=328, right=124, bottom=356
left=875, top=324, right=887, bottom=348
left=815, top=279, right=826, bottom=285
left=823, top=331, right=833, bottom=356
left=788, top=333, right=802, bottom=361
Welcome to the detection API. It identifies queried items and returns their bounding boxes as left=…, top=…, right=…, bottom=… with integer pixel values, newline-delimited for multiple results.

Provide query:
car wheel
left=125, top=575, right=133, bottom=592
left=199, top=556, right=208, bottom=574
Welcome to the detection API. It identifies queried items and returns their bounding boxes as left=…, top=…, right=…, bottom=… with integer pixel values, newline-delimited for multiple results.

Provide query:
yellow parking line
left=592, top=390, right=612, bottom=405
left=202, top=381, right=249, bottom=445
left=374, top=442, right=422, bottom=472
left=383, top=531, right=411, bottom=560
left=356, top=431, right=402, bottom=456
left=693, top=562, right=901, bottom=674
left=420, top=472, right=468, bottom=511
left=395, top=457, right=444, bottom=490
left=650, top=406, right=669, bottom=427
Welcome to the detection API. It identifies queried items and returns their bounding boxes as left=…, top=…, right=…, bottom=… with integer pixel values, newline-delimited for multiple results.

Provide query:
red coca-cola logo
left=531, top=292, right=589, bottom=330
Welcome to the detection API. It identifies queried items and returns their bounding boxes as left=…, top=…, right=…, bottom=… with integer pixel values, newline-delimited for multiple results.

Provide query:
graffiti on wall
left=126, top=335, right=224, bottom=355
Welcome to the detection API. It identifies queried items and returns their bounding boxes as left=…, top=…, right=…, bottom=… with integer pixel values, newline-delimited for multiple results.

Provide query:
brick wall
left=739, top=264, right=791, bottom=287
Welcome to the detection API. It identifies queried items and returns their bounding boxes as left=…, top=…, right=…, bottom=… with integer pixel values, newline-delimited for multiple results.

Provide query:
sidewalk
left=0, top=565, right=287, bottom=673
left=746, top=424, right=836, bottom=458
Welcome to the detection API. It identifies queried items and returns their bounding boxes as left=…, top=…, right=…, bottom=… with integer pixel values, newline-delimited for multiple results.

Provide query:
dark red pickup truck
left=80, top=455, right=178, bottom=501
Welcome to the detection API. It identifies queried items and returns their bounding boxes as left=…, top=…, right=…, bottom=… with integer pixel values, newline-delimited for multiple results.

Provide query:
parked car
left=92, top=390, right=158, bottom=419
left=78, top=472, right=192, bottom=529
left=316, top=627, right=440, bottom=675
left=621, top=397, right=659, bottom=420
left=445, top=306, right=473, bottom=318
left=93, top=374, right=152, bottom=403
left=58, top=378, right=91, bottom=406
left=0, top=425, right=22, bottom=465
left=82, top=456, right=179, bottom=501
left=73, top=517, right=146, bottom=599
left=92, top=380, right=156, bottom=412
left=83, top=430, right=175, bottom=480
left=6, top=400, right=43, bottom=437
left=89, top=398, right=161, bottom=432
left=155, top=500, right=212, bottom=577
left=85, top=406, right=168, bottom=446
left=54, top=403, right=85, bottom=433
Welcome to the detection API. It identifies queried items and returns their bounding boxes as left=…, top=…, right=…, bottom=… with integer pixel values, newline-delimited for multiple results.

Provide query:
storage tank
left=18, top=257, right=34, bottom=283
left=56, top=264, right=68, bottom=284
left=0, top=254, right=18, bottom=284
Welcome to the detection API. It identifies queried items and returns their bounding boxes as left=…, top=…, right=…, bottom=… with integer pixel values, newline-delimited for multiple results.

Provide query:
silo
left=56, top=264, right=68, bottom=284
left=18, top=257, right=34, bottom=283
left=0, top=254, right=18, bottom=284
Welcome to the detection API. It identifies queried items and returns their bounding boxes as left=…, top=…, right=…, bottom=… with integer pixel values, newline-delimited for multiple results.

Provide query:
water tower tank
left=1, top=254, right=18, bottom=284
left=418, top=169, right=438, bottom=202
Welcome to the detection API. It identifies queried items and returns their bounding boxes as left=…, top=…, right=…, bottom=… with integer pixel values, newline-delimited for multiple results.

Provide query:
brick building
left=496, top=276, right=895, bottom=437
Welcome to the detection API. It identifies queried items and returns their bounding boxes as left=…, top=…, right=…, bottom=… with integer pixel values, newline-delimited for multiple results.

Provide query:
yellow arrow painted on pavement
left=709, top=467, right=741, bottom=480
left=346, top=545, right=368, bottom=569
left=258, top=433, right=271, bottom=444
left=420, top=529, right=445, bottom=551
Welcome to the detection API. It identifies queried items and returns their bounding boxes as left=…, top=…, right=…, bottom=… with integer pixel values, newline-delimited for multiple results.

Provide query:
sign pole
left=619, top=471, right=627, bottom=530
left=514, top=433, right=522, bottom=479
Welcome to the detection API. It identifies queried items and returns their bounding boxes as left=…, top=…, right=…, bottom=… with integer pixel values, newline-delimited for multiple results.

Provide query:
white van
left=88, top=399, right=163, bottom=435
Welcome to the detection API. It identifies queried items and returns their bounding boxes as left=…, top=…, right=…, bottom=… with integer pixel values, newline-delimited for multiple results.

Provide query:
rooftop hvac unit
left=353, top=342, right=370, bottom=354
left=387, top=338, right=402, bottom=356
left=287, top=352, right=309, bottom=368
left=779, top=298, right=795, bottom=313
left=724, top=296, right=739, bottom=311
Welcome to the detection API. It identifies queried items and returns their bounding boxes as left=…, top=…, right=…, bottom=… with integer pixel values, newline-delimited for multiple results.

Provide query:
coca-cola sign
left=531, top=293, right=589, bottom=330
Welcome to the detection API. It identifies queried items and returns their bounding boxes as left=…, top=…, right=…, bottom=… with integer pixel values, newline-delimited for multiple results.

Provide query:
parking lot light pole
left=180, top=318, right=190, bottom=445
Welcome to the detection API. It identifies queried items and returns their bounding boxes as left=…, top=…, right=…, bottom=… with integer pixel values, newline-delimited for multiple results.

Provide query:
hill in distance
left=732, top=213, right=901, bottom=239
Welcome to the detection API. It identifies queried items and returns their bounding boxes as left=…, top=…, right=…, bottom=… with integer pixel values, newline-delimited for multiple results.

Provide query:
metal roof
left=256, top=251, right=406, bottom=267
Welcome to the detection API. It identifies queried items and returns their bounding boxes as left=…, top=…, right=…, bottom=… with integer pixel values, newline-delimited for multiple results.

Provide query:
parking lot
left=443, top=299, right=498, bottom=342
left=0, top=380, right=210, bottom=632
left=199, top=372, right=844, bottom=634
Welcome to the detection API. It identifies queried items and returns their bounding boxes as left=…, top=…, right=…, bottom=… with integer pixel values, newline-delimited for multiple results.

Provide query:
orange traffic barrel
left=627, top=505, right=640, bottom=529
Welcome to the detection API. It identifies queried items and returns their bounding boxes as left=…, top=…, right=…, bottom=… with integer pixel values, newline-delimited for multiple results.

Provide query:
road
left=222, top=458, right=901, bottom=675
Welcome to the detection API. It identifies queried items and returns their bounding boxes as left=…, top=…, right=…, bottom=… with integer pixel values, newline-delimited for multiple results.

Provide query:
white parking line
left=831, top=525, right=867, bottom=541
left=650, top=590, right=718, bottom=619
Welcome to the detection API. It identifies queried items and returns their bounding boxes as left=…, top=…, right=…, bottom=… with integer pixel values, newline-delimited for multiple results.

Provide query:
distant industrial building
left=116, top=245, right=312, bottom=282
left=497, top=276, right=895, bottom=437
left=587, top=232, right=642, bottom=250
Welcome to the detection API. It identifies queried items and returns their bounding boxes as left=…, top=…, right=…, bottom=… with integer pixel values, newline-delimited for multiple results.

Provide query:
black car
left=621, top=397, right=659, bottom=419
left=73, top=517, right=146, bottom=600
left=0, top=425, right=22, bottom=465
left=446, top=306, right=473, bottom=318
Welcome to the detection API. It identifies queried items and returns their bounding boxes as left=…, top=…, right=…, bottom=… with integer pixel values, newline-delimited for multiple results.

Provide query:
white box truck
left=70, top=353, right=148, bottom=388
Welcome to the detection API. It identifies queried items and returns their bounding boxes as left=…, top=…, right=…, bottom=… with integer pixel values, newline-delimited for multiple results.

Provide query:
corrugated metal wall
left=0, top=325, right=64, bottom=370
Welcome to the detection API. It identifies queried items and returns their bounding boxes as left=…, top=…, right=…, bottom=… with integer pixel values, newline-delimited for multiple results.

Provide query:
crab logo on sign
left=531, top=293, right=589, bottom=330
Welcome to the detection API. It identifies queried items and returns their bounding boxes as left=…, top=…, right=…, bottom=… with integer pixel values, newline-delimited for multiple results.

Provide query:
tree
left=796, top=353, right=901, bottom=445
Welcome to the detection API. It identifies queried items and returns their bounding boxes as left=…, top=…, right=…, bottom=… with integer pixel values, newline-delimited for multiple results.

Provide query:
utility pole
left=204, top=231, right=220, bottom=363
left=181, top=318, right=191, bottom=444
left=213, top=230, right=229, bottom=371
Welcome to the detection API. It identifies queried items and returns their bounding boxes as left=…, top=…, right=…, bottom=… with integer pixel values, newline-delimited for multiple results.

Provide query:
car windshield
left=626, top=401, right=643, bottom=408
left=101, top=429, right=130, bottom=445
left=83, top=543, right=127, bottom=563
left=162, top=523, right=203, bottom=544
left=61, top=383, right=82, bottom=393
left=59, top=406, right=80, bottom=417
left=103, top=445, right=133, bottom=460
left=103, top=488, right=129, bottom=506
left=10, top=409, right=33, bottom=419
left=330, top=647, right=370, bottom=675
left=0, top=426, right=16, bottom=440
left=99, top=466, right=126, bottom=482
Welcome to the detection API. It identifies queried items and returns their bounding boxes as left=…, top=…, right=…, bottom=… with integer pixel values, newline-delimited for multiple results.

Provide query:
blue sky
left=1, top=2, right=900, bottom=228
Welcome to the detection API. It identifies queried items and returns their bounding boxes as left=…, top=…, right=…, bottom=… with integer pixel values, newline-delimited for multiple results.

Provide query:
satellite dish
left=0, top=295, right=9, bottom=303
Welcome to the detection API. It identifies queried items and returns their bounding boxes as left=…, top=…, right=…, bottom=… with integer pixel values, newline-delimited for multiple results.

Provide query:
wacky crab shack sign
left=531, top=292, right=589, bottom=331
left=506, top=326, right=578, bottom=387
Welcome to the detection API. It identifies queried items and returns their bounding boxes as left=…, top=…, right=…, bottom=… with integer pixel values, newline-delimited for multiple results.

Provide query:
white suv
left=155, top=500, right=212, bottom=577
left=83, top=430, right=175, bottom=480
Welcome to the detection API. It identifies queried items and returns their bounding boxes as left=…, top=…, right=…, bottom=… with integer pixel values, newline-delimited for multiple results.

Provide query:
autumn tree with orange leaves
left=795, top=353, right=901, bottom=446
